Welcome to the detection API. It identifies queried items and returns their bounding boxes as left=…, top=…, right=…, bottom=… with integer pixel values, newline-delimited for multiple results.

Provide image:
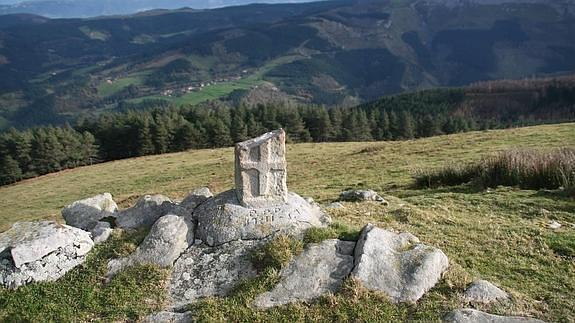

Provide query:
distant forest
left=1, top=80, right=574, bottom=186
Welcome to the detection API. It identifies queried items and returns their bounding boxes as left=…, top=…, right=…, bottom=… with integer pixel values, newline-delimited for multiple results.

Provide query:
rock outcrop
left=115, top=194, right=173, bottom=230
left=352, top=224, right=449, bottom=303
left=444, top=309, right=545, bottom=323
left=107, top=214, right=194, bottom=280
left=254, top=239, right=355, bottom=308
left=195, top=190, right=330, bottom=247
left=0, top=221, right=94, bottom=288
left=90, top=221, right=113, bottom=244
left=180, top=187, right=213, bottom=212
left=463, top=280, right=509, bottom=304
left=169, top=240, right=259, bottom=309
left=61, top=193, right=118, bottom=231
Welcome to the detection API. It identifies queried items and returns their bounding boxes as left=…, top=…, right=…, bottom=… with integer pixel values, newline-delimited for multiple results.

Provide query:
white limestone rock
left=352, top=224, right=449, bottom=303
left=180, top=187, right=213, bottom=212
left=339, top=189, right=388, bottom=205
left=325, top=202, right=345, bottom=209
left=115, top=194, right=173, bottom=230
left=0, top=221, right=94, bottom=288
left=106, top=214, right=194, bottom=280
left=142, top=311, right=193, bottom=323
left=464, top=280, right=509, bottom=304
left=195, top=189, right=330, bottom=247
left=444, top=309, right=545, bottom=323
left=61, top=193, right=118, bottom=231
left=90, top=221, right=113, bottom=244
left=168, top=240, right=259, bottom=309
left=254, top=239, right=355, bottom=308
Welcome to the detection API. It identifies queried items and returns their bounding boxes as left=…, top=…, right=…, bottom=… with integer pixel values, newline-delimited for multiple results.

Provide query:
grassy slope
left=0, top=123, right=574, bottom=321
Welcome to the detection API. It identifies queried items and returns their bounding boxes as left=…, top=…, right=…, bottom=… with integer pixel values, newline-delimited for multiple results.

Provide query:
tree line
left=1, top=88, right=572, bottom=186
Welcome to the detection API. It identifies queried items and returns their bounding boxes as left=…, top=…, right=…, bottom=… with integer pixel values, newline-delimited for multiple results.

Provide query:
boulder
left=195, top=189, right=330, bottom=247
left=444, top=309, right=545, bottom=323
left=142, top=311, right=193, bottom=323
left=548, top=221, right=561, bottom=230
left=339, top=189, right=388, bottom=205
left=115, top=194, right=173, bottom=230
left=107, top=214, right=194, bottom=280
left=61, top=193, right=118, bottom=231
left=352, top=224, right=449, bottom=303
left=180, top=187, right=213, bottom=212
left=169, top=240, right=259, bottom=309
left=254, top=239, right=355, bottom=308
left=464, top=280, right=509, bottom=304
left=90, top=221, right=113, bottom=244
left=0, top=221, right=94, bottom=288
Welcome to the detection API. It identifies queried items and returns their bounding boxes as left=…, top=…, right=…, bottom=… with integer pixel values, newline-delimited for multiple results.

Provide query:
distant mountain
left=0, top=0, right=574, bottom=128
left=0, top=0, right=325, bottom=18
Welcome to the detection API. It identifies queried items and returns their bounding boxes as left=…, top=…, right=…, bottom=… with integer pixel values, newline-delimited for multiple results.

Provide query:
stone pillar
left=234, top=129, right=288, bottom=208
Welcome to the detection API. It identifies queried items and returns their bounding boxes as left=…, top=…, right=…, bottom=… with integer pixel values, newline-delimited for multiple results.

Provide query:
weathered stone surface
left=180, top=187, right=213, bottom=212
left=115, top=194, right=173, bottom=230
left=0, top=221, right=94, bottom=288
left=254, top=239, right=355, bottom=308
left=444, top=309, right=545, bottom=323
left=91, top=221, right=113, bottom=244
left=464, top=280, right=509, bottom=304
left=548, top=221, right=561, bottom=230
left=61, top=193, right=118, bottom=231
left=325, top=202, right=345, bottom=209
left=339, top=190, right=388, bottom=205
left=352, top=224, right=449, bottom=303
left=195, top=189, right=330, bottom=247
left=107, top=214, right=194, bottom=280
left=235, top=129, right=288, bottom=208
left=169, top=240, right=259, bottom=309
left=143, top=311, right=193, bottom=323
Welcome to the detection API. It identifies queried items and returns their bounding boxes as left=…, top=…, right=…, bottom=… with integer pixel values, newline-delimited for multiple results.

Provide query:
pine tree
left=380, top=109, right=391, bottom=140
left=230, top=108, right=249, bottom=143
left=153, top=118, right=170, bottom=154
left=0, top=155, right=22, bottom=185
left=354, top=110, right=373, bottom=141
left=137, top=117, right=155, bottom=156
left=399, top=110, right=415, bottom=139
left=329, top=107, right=344, bottom=141
left=420, top=114, right=442, bottom=137
left=209, top=119, right=233, bottom=147
left=389, top=110, right=400, bottom=140
left=80, top=131, right=99, bottom=165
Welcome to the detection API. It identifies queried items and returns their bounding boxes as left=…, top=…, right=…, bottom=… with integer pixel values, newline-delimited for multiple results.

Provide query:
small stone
left=0, top=221, right=94, bottom=288
left=254, top=239, right=355, bottom=308
left=115, top=194, right=173, bottom=230
left=180, top=187, right=213, bottom=212
left=90, top=221, right=113, bottom=244
left=107, top=214, right=194, bottom=280
left=339, top=189, right=388, bottom=205
left=142, top=311, right=192, bottom=323
left=444, top=309, right=545, bottom=323
left=548, top=221, right=561, bottom=230
left=463, top=280, right=509, bottom=304
left=61, top=193, right=118, bottom=231
left=169, top=240, right=259, bottom=309
left=325, top=202, right=345, bottom=209
left=352, top=224, right=449, bottom=303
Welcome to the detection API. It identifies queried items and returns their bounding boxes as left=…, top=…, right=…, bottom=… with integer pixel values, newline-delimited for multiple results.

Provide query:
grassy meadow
left=0, top=123, right=574, bottom=321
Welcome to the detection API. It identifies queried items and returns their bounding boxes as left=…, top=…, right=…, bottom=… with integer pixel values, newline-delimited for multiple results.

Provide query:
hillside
left=1, top=0, right=575, bottom=128
left=0, top=123, right=573, bottom=321
left=0, top=0, right=324, bottom=18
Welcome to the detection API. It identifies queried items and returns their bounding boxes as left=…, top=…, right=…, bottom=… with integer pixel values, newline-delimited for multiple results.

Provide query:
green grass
left=0, top=230, right=168, bottom=322
left=0, top=123, right=574, bottom=321
left=98, top=76, right=144, bottom=97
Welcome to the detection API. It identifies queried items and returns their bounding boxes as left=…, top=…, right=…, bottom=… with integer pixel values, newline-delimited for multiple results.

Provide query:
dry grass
left=0, top=123, right=574, bottom=321
left=415, top=148, right=575, bottom=191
